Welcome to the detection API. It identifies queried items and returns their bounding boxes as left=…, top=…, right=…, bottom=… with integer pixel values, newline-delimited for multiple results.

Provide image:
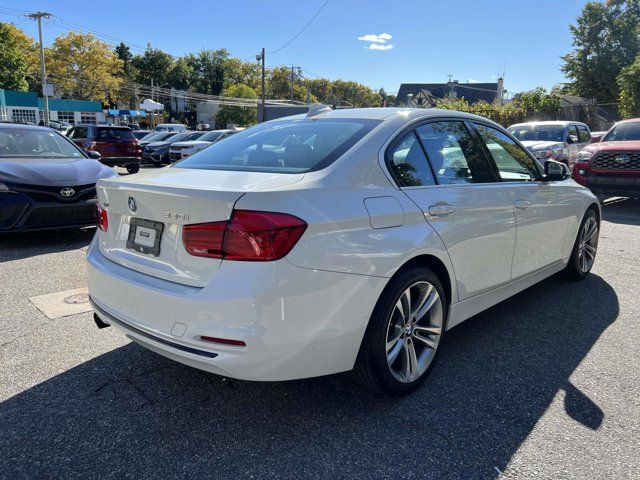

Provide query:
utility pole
left=257, top=48, right=265, bottom=122
left=291, top=66, right=295, bottom=102
left=27, top=12, right=52, bottom=127
left=150, top=78, right=155, bottom=129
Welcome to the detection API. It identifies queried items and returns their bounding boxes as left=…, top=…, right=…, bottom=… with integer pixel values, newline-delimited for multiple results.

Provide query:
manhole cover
left=64, top=293, right=90, bottom=305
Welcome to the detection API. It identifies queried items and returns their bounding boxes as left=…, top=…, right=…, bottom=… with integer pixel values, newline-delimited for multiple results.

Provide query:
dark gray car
left=0, top=124, right=116, bottom=232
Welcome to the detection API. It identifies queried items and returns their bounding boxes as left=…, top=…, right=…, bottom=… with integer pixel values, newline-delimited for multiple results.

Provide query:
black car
left=142, top=131, right=205, bottom=165
left=0, top=124, right=116, bottom=232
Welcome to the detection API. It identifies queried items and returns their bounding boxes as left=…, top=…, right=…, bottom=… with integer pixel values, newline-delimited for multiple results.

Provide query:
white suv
left=88, top=107, right=599, bottom=396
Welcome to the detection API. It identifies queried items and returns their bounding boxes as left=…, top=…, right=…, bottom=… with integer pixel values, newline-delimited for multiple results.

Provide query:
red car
left=67, top=125, right=142, bottom=174
left=573, top=118, right=640, bottom=198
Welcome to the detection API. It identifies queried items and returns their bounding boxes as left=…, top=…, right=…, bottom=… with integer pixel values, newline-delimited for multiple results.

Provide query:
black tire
left=563, top=208, right=599, bottom=281
left=126, top=164, right=140, bottom=174
left=352, top=267, right=447, bottom=396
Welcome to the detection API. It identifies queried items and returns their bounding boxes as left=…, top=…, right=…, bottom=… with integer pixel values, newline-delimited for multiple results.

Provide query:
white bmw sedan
left=87, top=107, right=600, bottom=396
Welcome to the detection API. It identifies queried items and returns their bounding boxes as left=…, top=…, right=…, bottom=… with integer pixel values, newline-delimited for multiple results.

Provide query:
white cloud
left=358, top=33, right=392, bottom=44
left=368, top=43, right=394, bottom=51
left=467, top=78, right=480, bottom=83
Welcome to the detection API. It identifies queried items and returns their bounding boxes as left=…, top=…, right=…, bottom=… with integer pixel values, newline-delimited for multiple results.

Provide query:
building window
left=12, top=109, right=37, bottom=124
left=56, top=111, right=75, bottom=124
left=80, top=112, right=97, bottom=124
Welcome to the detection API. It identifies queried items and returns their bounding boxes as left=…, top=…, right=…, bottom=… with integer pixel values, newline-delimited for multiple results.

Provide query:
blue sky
left=1, top=0, right=587, bottom=96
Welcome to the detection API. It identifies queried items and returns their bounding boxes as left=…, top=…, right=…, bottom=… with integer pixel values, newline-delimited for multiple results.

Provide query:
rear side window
left=474, top=124, right=539, bottom=182
left=387, top=132, right=435, bottom=187
left=96, top=128, right=135, bottom=140
left=415, top=121, right=492, bottom=184
left=176, top=119, right=379, bottom=173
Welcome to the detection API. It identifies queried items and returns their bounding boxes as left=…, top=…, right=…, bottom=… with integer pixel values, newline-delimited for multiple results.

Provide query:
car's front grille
left=9, top=183, right=96, bottom=202
left=24, top=204, right=96, bottom=227
left=591, top=151, right=640, bottom=170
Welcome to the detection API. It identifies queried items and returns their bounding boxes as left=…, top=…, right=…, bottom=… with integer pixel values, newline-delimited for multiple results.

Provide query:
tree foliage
left=562, top=0, right=640, bottom=103
left=216, top=84, right=258, bottom=127
left=617, top=53, right=640, bottom=117
left=0, top=22, right=37, bottom=91
left=131, top=45, right=173, bottom=87
left=46, top=32, right=123, bottom=103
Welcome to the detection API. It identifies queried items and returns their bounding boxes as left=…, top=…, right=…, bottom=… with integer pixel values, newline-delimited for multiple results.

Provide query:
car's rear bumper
left=0, top=192, right=97, bottom=232
left=86, top=240, right=387, bottom=381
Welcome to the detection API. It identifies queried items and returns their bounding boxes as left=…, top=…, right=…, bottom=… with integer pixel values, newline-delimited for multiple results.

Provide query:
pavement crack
left=0, top=321, right=49, bottom=349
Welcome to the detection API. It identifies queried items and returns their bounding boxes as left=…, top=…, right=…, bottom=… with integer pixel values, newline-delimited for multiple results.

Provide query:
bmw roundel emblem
left=60, top=187, right=75, bottom=198
left=128, top=196, right=137, bottom=213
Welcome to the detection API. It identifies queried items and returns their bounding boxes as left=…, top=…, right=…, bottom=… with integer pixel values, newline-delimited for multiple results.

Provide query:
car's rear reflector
left=182, top=210, right=307, bottom=261
left=200, top=335, right=246, bottom=347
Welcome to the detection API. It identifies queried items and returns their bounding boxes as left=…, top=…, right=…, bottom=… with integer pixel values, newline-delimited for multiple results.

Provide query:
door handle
left=514, top=200, right=531, bottom=210
left=427, top=203, right=456, bottom=216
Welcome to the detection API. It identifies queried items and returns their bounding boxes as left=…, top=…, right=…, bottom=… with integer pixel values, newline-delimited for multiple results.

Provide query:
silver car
left=508, top=121, right=592, bottom=168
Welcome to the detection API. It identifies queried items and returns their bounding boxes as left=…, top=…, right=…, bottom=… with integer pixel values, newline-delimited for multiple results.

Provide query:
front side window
left=387, top=132, right=435, bottom=187
left=416, top=121, right=491, bottom=184
left=176, top=119, right=379, bottom=173
left=68, top=127, right=88, bottom=139
left=567, top=125, right=579, bottom=142
left=475, top=124, right=539, bottom=182
left=0, top=127, right=84, bottom=158
left=577, top=125, right=591, bottom=143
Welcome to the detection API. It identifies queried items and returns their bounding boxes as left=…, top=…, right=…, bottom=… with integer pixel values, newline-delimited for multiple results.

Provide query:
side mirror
left=590, top=134, right=602, bottom=143
left=544, top=159, right=570, bottom=181
left=86, top=150, right=101, bottom=160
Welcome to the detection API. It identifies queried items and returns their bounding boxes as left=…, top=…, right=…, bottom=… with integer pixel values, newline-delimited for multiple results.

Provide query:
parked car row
left=508, top=119, right=640, bottom=198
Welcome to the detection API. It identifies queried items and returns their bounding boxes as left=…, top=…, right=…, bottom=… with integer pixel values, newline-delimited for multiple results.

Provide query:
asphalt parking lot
left=1, top=198, right=638, bottom=479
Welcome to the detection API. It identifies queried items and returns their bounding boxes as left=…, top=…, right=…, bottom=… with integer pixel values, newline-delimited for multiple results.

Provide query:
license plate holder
left=127, top=218, right=164, bottom=256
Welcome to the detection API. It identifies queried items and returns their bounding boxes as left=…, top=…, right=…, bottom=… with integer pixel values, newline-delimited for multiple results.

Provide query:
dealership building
left=0, top=89, right=105, bottom=125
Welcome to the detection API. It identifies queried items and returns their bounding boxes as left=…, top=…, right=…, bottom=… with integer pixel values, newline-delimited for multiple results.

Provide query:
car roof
left=0, top=123, right=53, bottom=131
left=508, top=120, right=586, bottom=128
left=281, top=107, right=503, bottom=124
left=615, top=118, right=640, bottom=124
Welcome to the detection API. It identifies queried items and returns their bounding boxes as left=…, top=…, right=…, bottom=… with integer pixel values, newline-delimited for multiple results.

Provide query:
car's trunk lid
left=96, top=168, right=304, bottom=287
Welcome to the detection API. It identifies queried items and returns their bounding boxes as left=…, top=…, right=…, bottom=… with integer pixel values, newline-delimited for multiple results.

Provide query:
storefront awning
left=107, top=109, right=147, bottom=117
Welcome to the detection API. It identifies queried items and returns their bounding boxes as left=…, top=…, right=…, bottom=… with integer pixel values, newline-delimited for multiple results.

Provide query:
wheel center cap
left=404, top=324, right=414, bottom=336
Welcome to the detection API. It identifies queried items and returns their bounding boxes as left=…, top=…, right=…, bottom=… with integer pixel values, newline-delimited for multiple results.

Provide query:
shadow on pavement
left=0, top=274, right=618, bottom=478
left=0, top=228, right=95, bottom=262
left=601, top=198, right=640, bottom=226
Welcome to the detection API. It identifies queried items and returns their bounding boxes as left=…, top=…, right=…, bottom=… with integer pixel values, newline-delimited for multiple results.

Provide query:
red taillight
left=96, top=204, right=108, bottom=232
left=182, top=210, right=307, bottom=261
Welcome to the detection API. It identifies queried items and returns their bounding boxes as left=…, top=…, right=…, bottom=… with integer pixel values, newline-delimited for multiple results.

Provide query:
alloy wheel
left=577, top=215, right=598, bottom=273
left=385, top=281, right=444, bottom=383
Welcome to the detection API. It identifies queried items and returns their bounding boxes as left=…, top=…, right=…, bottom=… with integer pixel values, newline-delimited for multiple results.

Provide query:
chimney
left=495, top=77, right=504, bottom=105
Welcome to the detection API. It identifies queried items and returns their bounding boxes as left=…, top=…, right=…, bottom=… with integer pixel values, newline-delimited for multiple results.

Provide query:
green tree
left=0, top=23, right=38, bottom=91
left=617, top=53, right=640, bottom=117
left=511, top=87, right=561, bottom=119
left=222, top=57, right=261, bottom=92
left=187, top=49, right=228, bottom=95
left=167, top=57, right=193, bottom=91
left=562, top=0, right=640, bottom=102
left=46, top=32, right=123, bottom=102
left=131, top=45, right=174, bottom=87
left=217, top=84, right=257, bottom=127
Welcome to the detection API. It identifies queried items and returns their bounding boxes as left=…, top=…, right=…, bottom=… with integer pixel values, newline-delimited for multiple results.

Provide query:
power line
left=267, top=0, right=330, bottom=55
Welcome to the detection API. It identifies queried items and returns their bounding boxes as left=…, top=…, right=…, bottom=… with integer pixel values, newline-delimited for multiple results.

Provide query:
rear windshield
left=507, top=125, right=565, bottom=142
left=0, top=127, right=84, bottom=158
left=175, top=119, right=380, bottom=173
left=603, top=122, right=640, bottom=142
left=96, top=128, right=135, bottom=140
